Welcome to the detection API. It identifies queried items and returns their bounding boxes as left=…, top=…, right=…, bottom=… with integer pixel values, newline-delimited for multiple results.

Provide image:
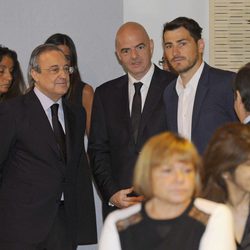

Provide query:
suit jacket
left=163, top=63, right=238, bottom=154
left=0, top=90, right=97, bottom=245
left=88, top=66, right=176, bottom=206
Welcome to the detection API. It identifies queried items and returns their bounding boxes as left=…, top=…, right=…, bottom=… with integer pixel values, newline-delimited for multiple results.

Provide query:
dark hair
left=0, top=46, right=26, bottom=102
left=45, top=33, right=82, bottom=102
left=202, top=123, right=250, bottom=203
left=163, top=17, right=203, bottom=42
left=233, top=63, right=250, bottom=112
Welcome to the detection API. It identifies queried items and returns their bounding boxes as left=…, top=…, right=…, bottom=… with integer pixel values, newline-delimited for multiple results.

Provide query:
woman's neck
left=145, top=198, right=191, bottom=220
left=227, top=186, right=250, bottom=243
left=227, top=184, right=250, bottom=208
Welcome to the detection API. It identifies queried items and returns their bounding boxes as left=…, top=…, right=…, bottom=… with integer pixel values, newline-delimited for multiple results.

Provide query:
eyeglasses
left=39, top=65, right=74, bottom=75
left=158, top=57, right=168, bottom=67
left=64, top=55, right=72, bottom=62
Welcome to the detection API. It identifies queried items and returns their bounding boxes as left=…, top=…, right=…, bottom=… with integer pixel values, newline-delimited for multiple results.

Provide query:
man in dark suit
left=233, top=62, right=250, bottom=125
left=88, top=22, right=176, bottom=217
left=163, top=17, right=238, bottom=154
left=0, top=44, right=97, bottom=250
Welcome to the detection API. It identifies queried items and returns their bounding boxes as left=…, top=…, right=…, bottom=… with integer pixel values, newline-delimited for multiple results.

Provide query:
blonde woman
left=99, top=132, right=236, bottom=250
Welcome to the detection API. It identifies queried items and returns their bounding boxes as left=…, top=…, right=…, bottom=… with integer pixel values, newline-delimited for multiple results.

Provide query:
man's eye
left=165, top=44, right=172, bottom=49
left=137, top=44, right=145, bottom=50
left=121, top=49, right=129, bottom=54
left=179, top=42, right=186, bottom=48
left=49, top=68, right=59, bottom=74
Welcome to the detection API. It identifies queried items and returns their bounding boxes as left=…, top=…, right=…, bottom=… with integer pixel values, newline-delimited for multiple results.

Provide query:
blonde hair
left=133, top=132, right=201, bottom=200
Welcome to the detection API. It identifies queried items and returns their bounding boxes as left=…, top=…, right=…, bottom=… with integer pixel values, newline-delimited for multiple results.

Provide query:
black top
left=68, top=81, right=86, bottom=107
left=237, top=211, right=250, bottom=250
left=117, top=201, right=206, bottom=250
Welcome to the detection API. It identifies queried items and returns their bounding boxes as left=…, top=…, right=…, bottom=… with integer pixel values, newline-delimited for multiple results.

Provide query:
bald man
left=88, top=22, right=176, bottom=217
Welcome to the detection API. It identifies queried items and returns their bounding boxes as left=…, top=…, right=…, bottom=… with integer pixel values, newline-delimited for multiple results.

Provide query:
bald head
left=115, top=22, right=153, bottom=80
left=115, top=22, right=150, bottom=49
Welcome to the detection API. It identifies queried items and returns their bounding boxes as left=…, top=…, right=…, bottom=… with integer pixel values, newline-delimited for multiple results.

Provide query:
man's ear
left=149, top=39, right=154, bottom=55
left=31, top=69, right=39, bottom=83
left=115, top=50, right=121, bottom=62
left=198, top=38, right=205, bottom=54
left=236, top=90, right=243, bottom=103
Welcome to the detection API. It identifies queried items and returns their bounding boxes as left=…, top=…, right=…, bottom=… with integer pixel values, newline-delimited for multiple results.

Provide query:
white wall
left=123, top=0, right=210, bottom=67
left=0, top=0, right=124, bottom=88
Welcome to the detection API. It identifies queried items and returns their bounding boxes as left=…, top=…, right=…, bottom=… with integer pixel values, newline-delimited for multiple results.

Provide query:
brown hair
left=202, top=123, right=250, bottom=203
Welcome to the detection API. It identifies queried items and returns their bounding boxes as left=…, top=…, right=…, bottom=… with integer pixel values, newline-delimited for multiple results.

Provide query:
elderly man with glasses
left=0, top=44, right=97, bottom=250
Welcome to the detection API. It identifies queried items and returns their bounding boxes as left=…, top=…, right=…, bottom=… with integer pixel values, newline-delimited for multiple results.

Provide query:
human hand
left=109, top=187, right=144, bottom=208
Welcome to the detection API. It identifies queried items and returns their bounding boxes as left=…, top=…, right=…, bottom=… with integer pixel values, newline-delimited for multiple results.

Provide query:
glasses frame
left=38, top=65, right=74, bottom=75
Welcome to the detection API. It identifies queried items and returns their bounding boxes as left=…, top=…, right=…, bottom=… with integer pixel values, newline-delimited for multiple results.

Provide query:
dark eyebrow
left=48, top=64, right=59, bottom=68
left=177, top=39, right=188, bottom=43
left=164, top=41, right=172, bottom=45
left=164, top=39, right=187, bottom=45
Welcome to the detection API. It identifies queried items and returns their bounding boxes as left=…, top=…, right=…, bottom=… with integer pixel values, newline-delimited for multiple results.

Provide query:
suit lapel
left=140, top=68, right=161, bottom=128
left=25, top=90, right=61, bottom=159
left=115, top=76, right=132, bottom=135
left=192, top=64, right=209, bottom=132
left=63, top=100, right=82, bottom=165
left=166, top=82, right=178, bottom=132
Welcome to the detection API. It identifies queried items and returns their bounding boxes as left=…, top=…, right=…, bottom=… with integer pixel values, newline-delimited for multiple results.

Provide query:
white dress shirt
left=176, top=62, right=204, bottom=140
left=243, top=115, right=250, bottom=124
left=128, top=64, right=154, bottom=114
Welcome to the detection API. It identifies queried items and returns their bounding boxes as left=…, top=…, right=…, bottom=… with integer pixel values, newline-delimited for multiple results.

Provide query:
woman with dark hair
left=233, top=63, right=250, bottom=124
left=45, top=33, right=94, bottom=135
left=99, top=132, right=236, bottom=250
left=0, top=46, right=26, bottom=102
left=202, top=123, right=250, bottom=250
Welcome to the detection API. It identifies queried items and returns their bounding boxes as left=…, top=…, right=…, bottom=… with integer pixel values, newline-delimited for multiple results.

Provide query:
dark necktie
left=131, top=82, right=143, bottom=143
left=51, top=103, right=66, bottom=161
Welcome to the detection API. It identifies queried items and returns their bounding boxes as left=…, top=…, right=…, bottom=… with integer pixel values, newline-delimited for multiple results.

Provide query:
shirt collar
left=243, top=115, right=250, bottom=124
left=34, top=87, right=62, bottom=112
left=128, top=63, right=154, bottom=88
left=176, top=62, right=205, bottom=96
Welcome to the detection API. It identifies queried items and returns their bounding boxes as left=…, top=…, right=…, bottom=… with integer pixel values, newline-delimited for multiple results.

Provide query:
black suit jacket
left=88, top=66, right=176, bottom=206
left=0, top=90, right=97, bottom=245
left=164, top=63, right=238, bottom=154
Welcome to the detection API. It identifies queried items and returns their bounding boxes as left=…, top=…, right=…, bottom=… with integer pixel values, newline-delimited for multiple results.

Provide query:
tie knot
left=51, top=103, right=59, bottom=116
left=134, top=82, right=143, bottom=93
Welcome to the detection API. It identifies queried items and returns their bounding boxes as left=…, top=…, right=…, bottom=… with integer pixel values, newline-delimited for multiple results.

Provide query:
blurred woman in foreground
left=99, top=132, right=236, bottom=250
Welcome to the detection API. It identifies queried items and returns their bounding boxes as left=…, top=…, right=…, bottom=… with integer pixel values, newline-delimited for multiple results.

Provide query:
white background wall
left=0, top=0, right=124, bottom=88
left=124, top=0, right=210, bottom=66
left=0, top=1, right=209, bottom=249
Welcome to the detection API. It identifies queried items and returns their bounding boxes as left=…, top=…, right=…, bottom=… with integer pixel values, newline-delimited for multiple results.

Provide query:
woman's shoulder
left=82, top=82, right=94, bottom=97
left=194, top=198, right=231, bottom=215
left=107, top=203, right=142, bottom=223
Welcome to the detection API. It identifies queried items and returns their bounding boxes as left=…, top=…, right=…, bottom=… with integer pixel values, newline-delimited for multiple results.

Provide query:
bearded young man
left=163, top=17, right=238, bottom=154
